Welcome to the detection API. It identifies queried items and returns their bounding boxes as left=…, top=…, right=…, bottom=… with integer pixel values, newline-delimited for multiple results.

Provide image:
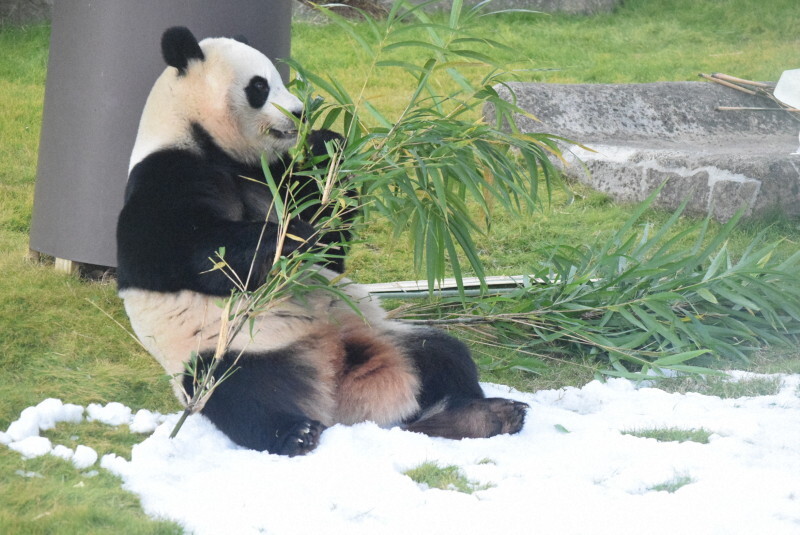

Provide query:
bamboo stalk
left=710, top=73, right=771, bottom=89
left=699, top=73, right=757, bottom=95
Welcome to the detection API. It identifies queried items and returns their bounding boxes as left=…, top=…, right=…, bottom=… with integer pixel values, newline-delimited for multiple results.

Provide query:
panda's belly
left=121, top=289, right=226, bottom=375
left=119, top=288, right=354, bottom=374
left=120, top=281, right=420, bottom=426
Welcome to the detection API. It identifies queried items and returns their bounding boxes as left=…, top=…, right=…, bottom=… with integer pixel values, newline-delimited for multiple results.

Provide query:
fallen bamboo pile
left=699, top=72, right=799, bottom=113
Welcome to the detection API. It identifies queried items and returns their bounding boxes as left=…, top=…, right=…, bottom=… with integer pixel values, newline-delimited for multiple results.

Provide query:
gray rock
left=485, top=81, right=800, bottom=221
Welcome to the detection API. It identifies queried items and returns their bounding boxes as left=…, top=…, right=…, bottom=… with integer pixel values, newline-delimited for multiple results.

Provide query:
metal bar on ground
left=364, top=275, right=547, bottom=298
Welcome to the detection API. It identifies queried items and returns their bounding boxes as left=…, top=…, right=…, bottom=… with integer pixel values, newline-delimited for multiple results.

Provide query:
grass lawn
left=1, top=0, right=799, bottom=532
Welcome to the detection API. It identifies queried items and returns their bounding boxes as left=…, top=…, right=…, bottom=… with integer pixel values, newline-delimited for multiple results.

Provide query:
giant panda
left=116, top=26, right=527, bottom=456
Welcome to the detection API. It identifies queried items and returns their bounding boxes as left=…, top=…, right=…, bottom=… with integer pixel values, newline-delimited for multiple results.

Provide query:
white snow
left=71, top=445, right=99, bottom=470
left=4, top=373, right=800, bottom=534
left=129, top=409, right=165, bottom=434
left=50, top=444, right=74, bottom=461
left=5, top=398, right=83, bottom=443
left=8, top=435, right=53, bottom=459
left=87, top=401, right=132, bottom=426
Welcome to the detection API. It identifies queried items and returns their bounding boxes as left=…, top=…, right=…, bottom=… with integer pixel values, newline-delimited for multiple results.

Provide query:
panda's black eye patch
left=245, top=76, right=270, bottom=109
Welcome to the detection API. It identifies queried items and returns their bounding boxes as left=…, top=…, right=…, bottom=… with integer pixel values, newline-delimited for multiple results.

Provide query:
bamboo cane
left=699, top=73, right=757, bottom=95
left=710, top=73, right=772, bottom=89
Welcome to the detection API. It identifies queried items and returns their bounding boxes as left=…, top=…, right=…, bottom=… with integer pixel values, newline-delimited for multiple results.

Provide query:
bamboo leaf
left=702, top=246, right=728, bottom=282
left=315, top=5, right=377, bottom=58
left=652, top=350, right=710, bottom=367
left=375, top=60, right=428, bottom=73
left=226, top=3, right=800, bottom=391
left=361, top=100, right=393, bottom=129
left=715, top=285, right=761, bottom=312
left=383, top=40, right=448, bottom=54
left=697, top=288, right=718, bottom=304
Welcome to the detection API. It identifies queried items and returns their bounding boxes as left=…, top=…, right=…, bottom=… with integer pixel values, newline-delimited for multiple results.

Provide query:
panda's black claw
left=274, top=419, right=325, bottom=457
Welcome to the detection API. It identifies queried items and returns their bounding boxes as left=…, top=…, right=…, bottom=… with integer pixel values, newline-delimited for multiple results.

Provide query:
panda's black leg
left=271, top=419, right=326, bottom=457
left=183, top=350, right=326, bottom=456
left=405, top=397, right=529, bottom=439
left=400, top=328, right=528, bottom=439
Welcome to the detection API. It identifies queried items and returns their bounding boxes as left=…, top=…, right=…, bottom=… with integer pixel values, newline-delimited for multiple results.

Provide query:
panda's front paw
left=307, top=129, right=345, bottom=158
left=274, top=419, right=326, bottom=457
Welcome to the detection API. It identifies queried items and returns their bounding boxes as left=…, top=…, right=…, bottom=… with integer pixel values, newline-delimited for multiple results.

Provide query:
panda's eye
left=245, top=76, right=270, bottom=109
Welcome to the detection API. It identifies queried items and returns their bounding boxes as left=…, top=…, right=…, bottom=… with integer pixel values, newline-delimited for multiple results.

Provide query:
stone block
left=486, top=81, right=800, bottom=221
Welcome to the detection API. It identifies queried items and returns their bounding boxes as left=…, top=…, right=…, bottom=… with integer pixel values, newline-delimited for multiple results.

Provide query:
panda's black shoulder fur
left=117, top=124, right=342, bottom=296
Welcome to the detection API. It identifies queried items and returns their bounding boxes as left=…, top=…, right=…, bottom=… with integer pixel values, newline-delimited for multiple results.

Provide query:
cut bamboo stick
left=699, top=73, right=757, bottom=95
left=710, top=73, right=771, bottom=88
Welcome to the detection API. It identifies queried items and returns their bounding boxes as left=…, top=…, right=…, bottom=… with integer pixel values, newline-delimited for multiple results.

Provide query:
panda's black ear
left=161, top=26, right=205, bottom=75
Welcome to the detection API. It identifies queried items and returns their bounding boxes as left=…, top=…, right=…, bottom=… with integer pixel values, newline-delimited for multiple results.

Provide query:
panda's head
left=130, top=26, right=303, bottom=170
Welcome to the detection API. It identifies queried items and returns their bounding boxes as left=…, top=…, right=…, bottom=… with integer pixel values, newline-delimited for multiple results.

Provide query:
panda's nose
left=292, top=109, right=306, bottom=123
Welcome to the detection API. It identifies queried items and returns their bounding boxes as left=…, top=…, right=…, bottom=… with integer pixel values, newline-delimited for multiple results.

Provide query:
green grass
left=1, top=1, right=799, bottom=531
left=648, top=474, right=694, bottom=494
left=493, top=0, right=797, bottom=85
left=0, top=25, right=48, bottom=243
left=291, top=0, right=800, bottom=112
left=0, top=454, right=182, bottom=535
left=623, top=427, right=712, bottom=444
left=403, top=461, right=492, bottom=494
left=656, top=374, right=783, bottom=398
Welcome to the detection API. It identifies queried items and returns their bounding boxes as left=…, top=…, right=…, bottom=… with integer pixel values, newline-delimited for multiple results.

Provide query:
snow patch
left=9, top=436, right=52, bottom=459
left=3, top=374, right=800, bottom=534
left=86, top=402, right=132, bottom=426
left=72, top=445, right=98, bottom=469
left=51, top=444, right=74, bottom=461
left=5, top=398, right=83, bottom=442
left=130, top=409, right=165, bottom=434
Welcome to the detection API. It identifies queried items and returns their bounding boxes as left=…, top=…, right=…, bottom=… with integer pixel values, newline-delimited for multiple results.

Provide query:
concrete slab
left=484, top=81, right=800, bottom=221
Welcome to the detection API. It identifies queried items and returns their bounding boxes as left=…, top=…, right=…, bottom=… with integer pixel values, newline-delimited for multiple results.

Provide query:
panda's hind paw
left=275, top=419, right=325, bottom=457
